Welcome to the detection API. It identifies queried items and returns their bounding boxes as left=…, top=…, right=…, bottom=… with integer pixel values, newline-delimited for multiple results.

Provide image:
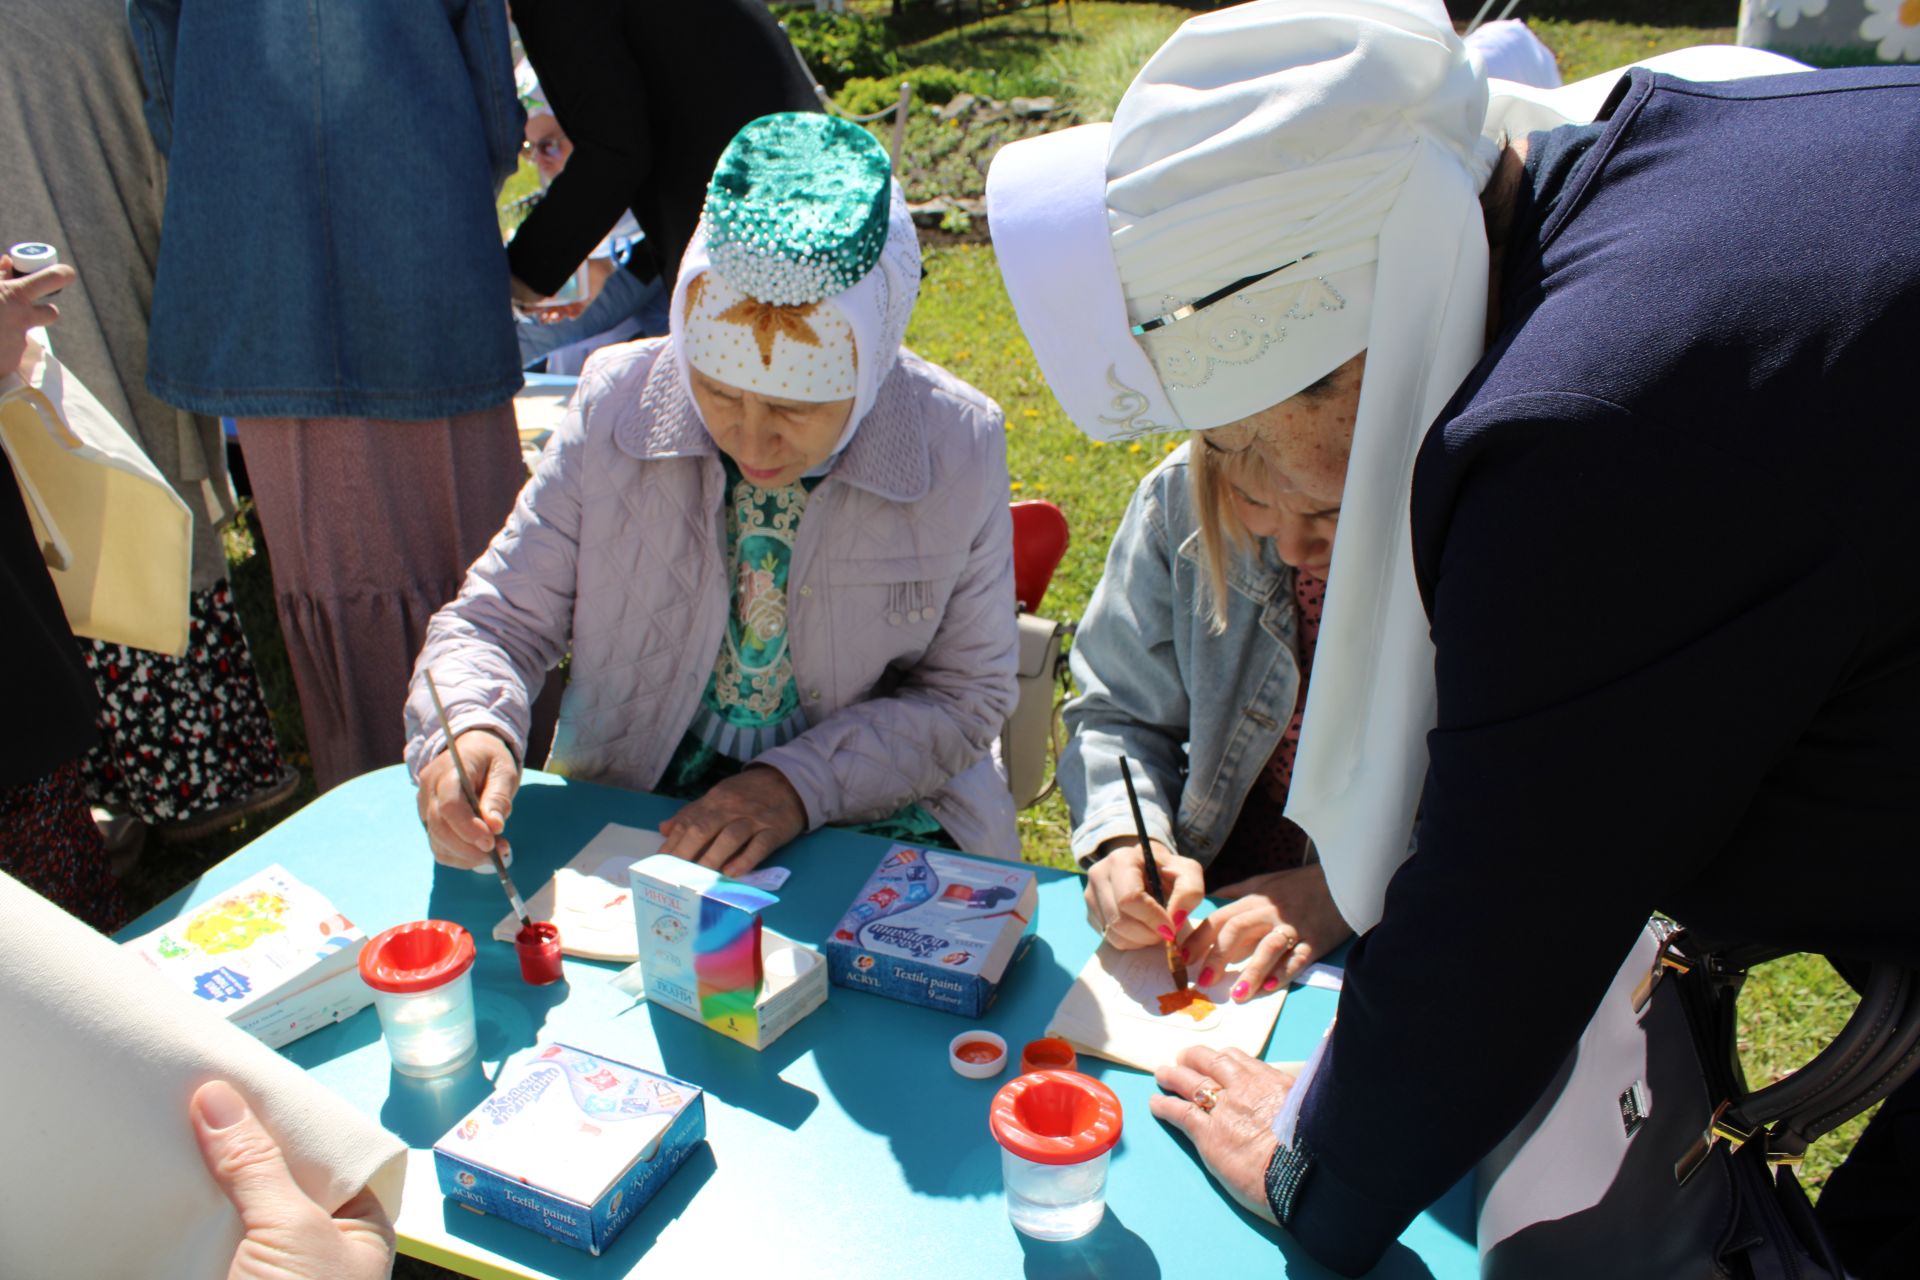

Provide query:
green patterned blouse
left=659, top=459, right=948, bottom=848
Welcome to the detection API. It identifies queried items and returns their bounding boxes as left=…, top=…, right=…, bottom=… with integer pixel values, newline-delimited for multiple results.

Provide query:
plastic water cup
left=359, top=921, right=479, bottom=1077
left=989, top=1070, right=1123, bottom=1241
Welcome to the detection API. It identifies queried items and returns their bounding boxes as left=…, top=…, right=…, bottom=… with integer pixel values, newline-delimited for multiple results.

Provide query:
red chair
left=1010, top=500, right=1069, bottom=613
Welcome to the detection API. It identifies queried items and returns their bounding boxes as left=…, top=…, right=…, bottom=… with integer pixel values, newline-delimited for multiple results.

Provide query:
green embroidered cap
left=704, top=112, right=892, bottom=307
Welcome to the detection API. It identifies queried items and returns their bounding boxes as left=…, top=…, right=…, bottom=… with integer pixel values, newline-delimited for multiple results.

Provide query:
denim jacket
left=1061, top=444, right=1302, bottom=869
left=129, top=0, right=525, bottom=418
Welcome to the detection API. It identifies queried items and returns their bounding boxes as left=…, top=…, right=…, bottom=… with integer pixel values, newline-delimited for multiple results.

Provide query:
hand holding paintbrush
left=416, top=680, right=524, bottom=875
left=1119, top=757, right=1190, bottom=992
left=420, top=671, right=529, bottom=926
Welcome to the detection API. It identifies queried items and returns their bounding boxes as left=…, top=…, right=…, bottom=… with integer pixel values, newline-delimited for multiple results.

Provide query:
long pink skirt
left=237, top=406, right=527, bottom=792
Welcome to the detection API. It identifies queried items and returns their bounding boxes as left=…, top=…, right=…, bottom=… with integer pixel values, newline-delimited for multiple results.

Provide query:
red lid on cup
left=989, top=1069, right=1123, bottom=1165
left=359, top=920, right=475, bottom=993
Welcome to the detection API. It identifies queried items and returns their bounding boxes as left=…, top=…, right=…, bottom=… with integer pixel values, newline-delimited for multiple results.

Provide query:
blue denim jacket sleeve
left=451, top=0, right=526, bottom=191
left=1059, top=468, right=1191, bottom=863
left=127, top=0, right=180, bottom=156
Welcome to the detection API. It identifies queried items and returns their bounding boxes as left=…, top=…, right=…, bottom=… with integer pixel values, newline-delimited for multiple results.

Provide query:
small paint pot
left=1019, top=1036, right=1077, bottom=1076
left=515, top=920, right=564, bottom=985
left=950, top=1030, right=1008, bottom=1079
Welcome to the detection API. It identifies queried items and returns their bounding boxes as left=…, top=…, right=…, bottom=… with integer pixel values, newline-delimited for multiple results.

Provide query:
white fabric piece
left=0, top=872, right=406, bottom=1278
left=680, top=266, right=859, bottom=402
left=1464, top=19, right=1561, bottom=90
left=985, top=124, right=1184, bottom=439
left=1272, top=1022, right=1333, bottom=1150
left=1484, top=44, right=1811, bottom=140
left=1094, top=0, right=1492, bottom=933
left=669, top=182, right=920, bottom=464
left=1103, top=0, right=1496, bottom=431
left=1136, top=261, right=1376, bottom=430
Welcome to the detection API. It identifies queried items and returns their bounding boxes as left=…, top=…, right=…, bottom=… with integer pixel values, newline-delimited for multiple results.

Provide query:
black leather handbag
left=1477, top=920, right=1920, bottom=1279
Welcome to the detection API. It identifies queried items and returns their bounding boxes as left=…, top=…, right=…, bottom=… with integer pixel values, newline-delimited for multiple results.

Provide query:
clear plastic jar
left=989, top=1070, right=1123, bottom=1241
left=359, top=921, right=478, bottom=1077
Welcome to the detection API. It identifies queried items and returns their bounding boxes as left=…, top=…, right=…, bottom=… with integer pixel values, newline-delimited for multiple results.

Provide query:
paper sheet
left=0, top=871, right=406, bottom=1279
left=1046, top=943, right=1287, bottom=1072
left=492, top=823, right=792, bottom=961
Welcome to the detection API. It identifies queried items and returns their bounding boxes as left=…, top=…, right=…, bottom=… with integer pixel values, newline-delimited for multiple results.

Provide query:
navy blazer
left=1288, top=66, right=1920, bottom=1275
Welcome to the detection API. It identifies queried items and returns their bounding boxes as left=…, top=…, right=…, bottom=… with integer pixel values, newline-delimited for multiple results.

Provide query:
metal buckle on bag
left=1632, top=925, right=1692, bottom=1013
left=1674, top=1101, right=1753, bottom=1186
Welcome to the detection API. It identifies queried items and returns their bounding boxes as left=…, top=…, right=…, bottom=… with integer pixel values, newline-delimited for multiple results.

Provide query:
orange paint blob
left=1157, top=988, right=1216, bottom=1021
left=955, top=1039, right=1004, bottom=1064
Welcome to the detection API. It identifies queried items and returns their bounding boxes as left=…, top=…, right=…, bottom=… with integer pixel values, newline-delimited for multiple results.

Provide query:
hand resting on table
left=658, top=764, right=808, bottom=878
left=1151, top=1045, right=1297, bottom=1225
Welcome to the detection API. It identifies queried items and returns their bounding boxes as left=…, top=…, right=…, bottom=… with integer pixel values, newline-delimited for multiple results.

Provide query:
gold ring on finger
left=1192, top=1083, right=1220, bottom=1113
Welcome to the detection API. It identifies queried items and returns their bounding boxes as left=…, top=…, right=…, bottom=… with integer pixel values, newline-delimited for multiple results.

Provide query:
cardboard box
left=123, top=864, right=372, bottom=1048
left=433, top=1044, right=705, bottom=1256
left=627, top=854, right=826, bottom=1050
left=825, top=845, right=1037, bottom=1017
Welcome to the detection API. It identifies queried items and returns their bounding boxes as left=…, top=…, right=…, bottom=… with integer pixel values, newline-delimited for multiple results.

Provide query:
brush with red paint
left=422, top=670, right=564, bottom=985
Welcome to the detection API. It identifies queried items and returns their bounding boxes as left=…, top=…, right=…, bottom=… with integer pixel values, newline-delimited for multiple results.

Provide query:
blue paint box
left=824, top=845, right=1038, bottom=1017
left=433, top=1043, right=705, bottom=1255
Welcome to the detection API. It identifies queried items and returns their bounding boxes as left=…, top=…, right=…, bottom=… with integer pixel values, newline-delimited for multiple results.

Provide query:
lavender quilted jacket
left=403, top=338, right=1022, bottom=858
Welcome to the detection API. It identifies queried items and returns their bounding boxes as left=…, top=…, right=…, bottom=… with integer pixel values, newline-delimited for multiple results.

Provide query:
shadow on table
left=807, top=934, right=1080, bottom=1200
left=435, top=1137, right=719, bottom=1273
left=636, top=995, right=820, bottom=1131
left=282, top=998, right=385, bottom=1071
left=1017, top=1207, right=1159, bottom=1278
left=381, top=1057, right=495, bottom=1147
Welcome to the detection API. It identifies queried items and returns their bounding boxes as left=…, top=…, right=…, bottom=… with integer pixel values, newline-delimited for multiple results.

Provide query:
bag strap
left=1020, top=615, right=1075, bottom=810
left=1665, top=928, right=1920, bottom=1174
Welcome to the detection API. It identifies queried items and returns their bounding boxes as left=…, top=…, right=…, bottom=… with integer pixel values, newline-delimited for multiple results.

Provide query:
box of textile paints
left=825, top=845, right=1037, bottom=1017
left=626, top=853, right=827, bottom=1050
left=433, top=1043, right=705, bottom=1255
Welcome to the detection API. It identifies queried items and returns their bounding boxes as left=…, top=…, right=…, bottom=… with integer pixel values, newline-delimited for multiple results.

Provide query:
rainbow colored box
left=432, top=1043, right=704, bottom=1256
left=627, top=854, right=826, bottom=1050
left=825, top=845, right=1038, bottom=1017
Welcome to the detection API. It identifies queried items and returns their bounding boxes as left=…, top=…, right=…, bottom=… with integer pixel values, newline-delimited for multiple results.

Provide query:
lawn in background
left=143, top=1, right=1868, bottom=1205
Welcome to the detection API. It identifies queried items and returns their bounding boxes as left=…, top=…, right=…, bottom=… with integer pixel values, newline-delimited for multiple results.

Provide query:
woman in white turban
left=989, top=1, right=1920, bottom=1274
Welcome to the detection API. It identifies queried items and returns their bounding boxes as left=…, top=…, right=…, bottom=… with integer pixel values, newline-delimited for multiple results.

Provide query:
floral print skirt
left=0, top=761, right=125, bottom=931
left=77, top=580, right=287, bottom=825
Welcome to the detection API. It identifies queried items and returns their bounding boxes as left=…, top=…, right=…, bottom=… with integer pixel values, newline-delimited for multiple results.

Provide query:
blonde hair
left=1189, top=426, right=1291, bottom=632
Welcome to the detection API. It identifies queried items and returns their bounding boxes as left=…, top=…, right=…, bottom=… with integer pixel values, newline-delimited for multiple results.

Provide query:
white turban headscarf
left=990, top=0, right=1496, bottom=932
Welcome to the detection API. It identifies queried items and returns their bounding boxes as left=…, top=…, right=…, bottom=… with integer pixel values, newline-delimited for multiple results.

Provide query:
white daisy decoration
left=1762, top=0, right=1827, bottom=29
left=1862, top=0, right=1920, bottom=61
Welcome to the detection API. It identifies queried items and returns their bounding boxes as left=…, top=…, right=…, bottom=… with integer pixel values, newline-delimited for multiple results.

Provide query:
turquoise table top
left=121, top=767, right=1476, bottom=1280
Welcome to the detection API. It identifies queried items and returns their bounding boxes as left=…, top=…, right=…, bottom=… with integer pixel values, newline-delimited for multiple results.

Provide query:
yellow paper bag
left=0, top=330, right=191, bottom=656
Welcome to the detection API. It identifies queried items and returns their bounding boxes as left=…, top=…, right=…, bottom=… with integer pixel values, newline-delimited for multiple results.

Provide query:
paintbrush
left=423, top=669, right=530, bottom=930
left=1118, top=756, right=1189, bottom=991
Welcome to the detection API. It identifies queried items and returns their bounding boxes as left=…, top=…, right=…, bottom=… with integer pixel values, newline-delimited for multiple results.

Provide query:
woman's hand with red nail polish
left=1082, top=838, right=1204, bottom=951
left=1179, top=863, right=1351, bottom=1000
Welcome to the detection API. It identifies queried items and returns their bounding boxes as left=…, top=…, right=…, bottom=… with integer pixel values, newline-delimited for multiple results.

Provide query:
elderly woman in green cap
left=405, top=113, right=1020, bottom=874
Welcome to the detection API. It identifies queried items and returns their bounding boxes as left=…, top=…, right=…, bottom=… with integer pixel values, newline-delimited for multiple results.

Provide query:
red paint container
left=1019, top=1036, right=1077, bottom=1076
left=515, top=921, right=565, bottom=985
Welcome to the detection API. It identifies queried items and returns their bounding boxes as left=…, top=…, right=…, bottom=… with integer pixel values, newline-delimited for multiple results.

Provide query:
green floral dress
left=659, top=459, right=950, bottom=847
